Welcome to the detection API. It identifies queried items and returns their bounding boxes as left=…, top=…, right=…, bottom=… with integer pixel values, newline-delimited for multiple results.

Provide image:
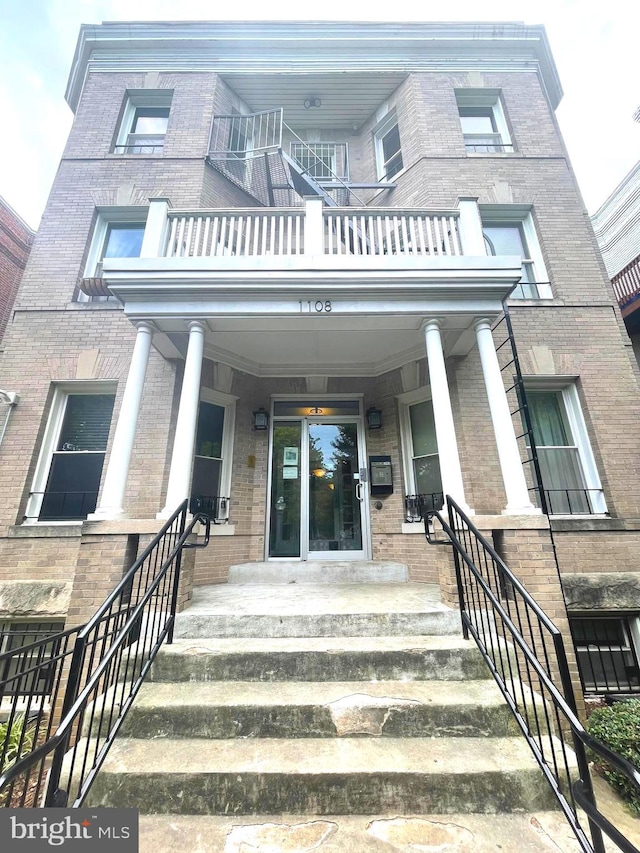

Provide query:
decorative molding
left=65, top=21, right=562, bottom=112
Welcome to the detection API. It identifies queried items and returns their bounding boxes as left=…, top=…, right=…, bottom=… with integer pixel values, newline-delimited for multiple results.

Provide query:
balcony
left=97, top=197, right=522, bottom=297
left=91, top=197, right=525, bottom=376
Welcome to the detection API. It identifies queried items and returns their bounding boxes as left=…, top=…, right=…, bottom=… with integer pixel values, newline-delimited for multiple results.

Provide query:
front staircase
left=90, top=561, right=583, bottom=852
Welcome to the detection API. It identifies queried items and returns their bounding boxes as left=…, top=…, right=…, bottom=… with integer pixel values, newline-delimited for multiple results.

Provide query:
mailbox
left=369, top=455, right=393, bottom=496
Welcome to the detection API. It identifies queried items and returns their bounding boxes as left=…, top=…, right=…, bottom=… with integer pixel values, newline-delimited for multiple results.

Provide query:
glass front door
left=268, top=415, right=368, bottom=560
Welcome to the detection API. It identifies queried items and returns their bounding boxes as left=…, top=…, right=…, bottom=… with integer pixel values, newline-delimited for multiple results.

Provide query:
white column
left=423, top=319, right=472, bottom=514
left=456, top=197, right=486, bottom=255
left=159, top=321, right=206, bottom=517
left=474, top=318, right=540, bottom=515
left=89, top=322, right=154, bottom=519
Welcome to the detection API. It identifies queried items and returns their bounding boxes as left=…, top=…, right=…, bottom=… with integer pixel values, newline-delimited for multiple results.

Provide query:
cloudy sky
left=1, top=0, right=638, bottom=229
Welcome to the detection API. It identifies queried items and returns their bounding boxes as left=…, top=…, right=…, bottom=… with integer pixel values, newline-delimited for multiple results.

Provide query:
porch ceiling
left=221, top=72, right=407, bottom=131
left=152, top=314, right=480, bottom=377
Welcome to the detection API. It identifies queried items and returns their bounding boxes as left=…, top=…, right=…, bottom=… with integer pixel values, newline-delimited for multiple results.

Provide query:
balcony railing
left=464, top=133, right=514, bottom=153
left=163, top=205, right=463, bottom=259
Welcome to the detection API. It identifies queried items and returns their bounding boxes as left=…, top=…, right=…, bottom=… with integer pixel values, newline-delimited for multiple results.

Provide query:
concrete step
left=173, top=582, right=460, bottom=638
left=119, top=679, right=517, bottom=739
left=91, top=735, right=557, bottom=815
left=228, top=560, right=409, bottom=584
left=150, top=636, right=491, bottom=683
left=138, top=812, right=584, bottom=852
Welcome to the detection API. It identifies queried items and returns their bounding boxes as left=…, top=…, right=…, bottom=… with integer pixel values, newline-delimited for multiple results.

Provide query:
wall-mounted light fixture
left=304, top=97, right=322, bottom=110
left=252, top=407, right=270, bottom=431
left=366, top=406, right=382, bottom=430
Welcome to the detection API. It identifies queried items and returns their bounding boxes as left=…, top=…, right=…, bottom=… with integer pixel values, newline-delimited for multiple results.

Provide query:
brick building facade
left=0, top=195, right=33, bottom=345
left=1, top=21, right=639, bottom=700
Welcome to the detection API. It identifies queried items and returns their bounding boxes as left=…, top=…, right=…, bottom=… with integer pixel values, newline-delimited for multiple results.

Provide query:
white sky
left=1, top=0, right=639, bottom=229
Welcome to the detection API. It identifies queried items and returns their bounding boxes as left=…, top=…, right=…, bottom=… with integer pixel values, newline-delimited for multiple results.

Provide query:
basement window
left=570, top=614, right=640, bottom=696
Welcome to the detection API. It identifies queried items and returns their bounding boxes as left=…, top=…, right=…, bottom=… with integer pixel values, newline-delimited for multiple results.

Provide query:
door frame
left=265, top=395, right=372, bottom=561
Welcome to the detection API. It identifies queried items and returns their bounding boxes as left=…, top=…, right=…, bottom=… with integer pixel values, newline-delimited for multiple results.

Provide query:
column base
left=501, top=506, right=542, bottom=516
left=86, top=507, right=125, bottom=521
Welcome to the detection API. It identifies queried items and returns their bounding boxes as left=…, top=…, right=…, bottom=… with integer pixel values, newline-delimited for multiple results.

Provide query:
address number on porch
left=299, top=300, right=332, bottom=313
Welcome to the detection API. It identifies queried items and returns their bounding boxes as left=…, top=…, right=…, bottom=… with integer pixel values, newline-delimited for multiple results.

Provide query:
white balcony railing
left=165, top=209, right=306, bottom=258
left=162, top=203, right=464, bottom=259
left=323, top=209, right=462, bottom=256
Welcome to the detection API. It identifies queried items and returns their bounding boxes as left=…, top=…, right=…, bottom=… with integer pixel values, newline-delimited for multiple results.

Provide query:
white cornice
left=66, top=20, right=562, bottom=112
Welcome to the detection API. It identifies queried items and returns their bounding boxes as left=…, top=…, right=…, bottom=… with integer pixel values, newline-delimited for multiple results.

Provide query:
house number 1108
left=299, top=300, right=332, bottom=313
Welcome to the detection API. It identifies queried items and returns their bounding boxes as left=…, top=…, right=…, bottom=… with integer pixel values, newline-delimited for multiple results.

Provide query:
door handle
left=355, top=481, right=364, bottom=502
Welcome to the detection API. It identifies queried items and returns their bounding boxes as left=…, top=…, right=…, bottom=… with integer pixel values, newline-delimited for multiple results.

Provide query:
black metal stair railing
left=425, top=494, right=640, bottom=853
left=0, top=499, right=211, bottom=808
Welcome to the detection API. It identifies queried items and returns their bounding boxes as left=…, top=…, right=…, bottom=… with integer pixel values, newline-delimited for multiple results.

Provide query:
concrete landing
left=139, top=812, right=585, bottom=852
left=228, top=560, right=408, bottom=584
left=174, top=582, right=459, bottom=638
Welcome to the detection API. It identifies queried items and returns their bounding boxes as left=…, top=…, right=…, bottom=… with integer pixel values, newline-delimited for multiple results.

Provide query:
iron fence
left=425, top=495, right=640, bottom=853
left=0, top=499, right=211, bottom=808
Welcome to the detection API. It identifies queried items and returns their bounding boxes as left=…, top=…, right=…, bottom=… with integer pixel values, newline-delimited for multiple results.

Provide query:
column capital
left=421, top=317, right=443, bottom=333
left=473, top=317, right=493, bottom=333
left=134, top=320, right=156, bottom=335
left=187, top=320, right=207, bottom=334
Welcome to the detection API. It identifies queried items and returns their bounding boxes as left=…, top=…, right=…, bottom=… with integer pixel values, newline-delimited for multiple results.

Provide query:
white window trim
left=25, top=382, right=117, bottom=525
left=455, top=89, right=512, bottom=152
left=115, top=89, right=173, bottom=153
left=480, top=204, right=552, bottom=299
left=373, top=109, right=404, bottom=181
left=525, top=377, right=606, bottom=515
left=397, top=387, right=437, bottom=497
left=79, top=207, right=148, bottom=302
left=195, top=388, right=237, bottom=521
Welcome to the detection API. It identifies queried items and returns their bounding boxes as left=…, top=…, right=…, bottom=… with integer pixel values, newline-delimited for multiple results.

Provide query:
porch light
left=304, top=97, right=321, bottom=110
left=252, top=407, right=270, bottom=431
left=366, top=406, right=383, bottom=430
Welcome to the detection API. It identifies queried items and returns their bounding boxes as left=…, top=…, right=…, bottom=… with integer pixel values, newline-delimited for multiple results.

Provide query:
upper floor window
left=455, top=90, right=513, bottom=154
left=481, top=206, right=551, bottom=299
left=114, top=90, right=172, bottom=155
left=25, top=386, right=116, bottom=523
left=526, top=383, right=606, bottom=515
left=374, top=112, right=403, bottom=180
left=78, top=209, right=147, bottom=303
left=290, top=142, right=348, bottom=181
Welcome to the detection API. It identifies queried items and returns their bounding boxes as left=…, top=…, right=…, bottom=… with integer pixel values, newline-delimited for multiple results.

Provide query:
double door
left=268, top=418, right=369, bottom=560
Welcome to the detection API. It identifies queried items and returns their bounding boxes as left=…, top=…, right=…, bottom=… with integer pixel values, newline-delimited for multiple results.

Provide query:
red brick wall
left=0, top=197, right=33, bottom=343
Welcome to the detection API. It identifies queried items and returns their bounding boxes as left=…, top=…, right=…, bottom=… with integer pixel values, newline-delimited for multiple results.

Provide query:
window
left=114, top=90, right=172, bottom=154
left=481, top=206, right=551, bottom=299
left=570, top=614, right=640, bottom=695
left=400, top=394, right=443, bottom=513
left=189, top=390, right=236, bottom=521
left=455, top=90, right=513, bottom=153
left=25, top=386, right=115, bottom=523
left=526, top=383, right=606, bottom=515
left=374, top=112, right=403, bottom=180
left=290, top=143, right=348, bottom=181
left=0, top=621, right=65, bottom=697
left=78, top=209, right=147, bottom=303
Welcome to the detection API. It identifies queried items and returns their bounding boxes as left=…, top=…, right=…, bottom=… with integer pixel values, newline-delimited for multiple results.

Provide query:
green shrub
left=587, top=699, right=640, bottom=815
left=0, top=714, right=34, bottom=775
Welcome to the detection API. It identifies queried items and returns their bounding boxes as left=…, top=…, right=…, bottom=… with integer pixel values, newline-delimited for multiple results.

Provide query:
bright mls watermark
left=0, top=809, right=138, bottom=851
